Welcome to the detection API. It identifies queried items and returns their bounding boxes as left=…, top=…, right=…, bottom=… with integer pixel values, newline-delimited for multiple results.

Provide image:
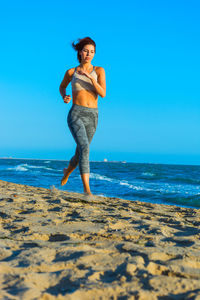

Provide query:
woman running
left=59, top=37, right=106, bottom=195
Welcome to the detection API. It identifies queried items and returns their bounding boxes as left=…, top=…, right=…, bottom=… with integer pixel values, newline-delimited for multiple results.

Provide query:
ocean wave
left=168, top=177, right=200, bottom=185
left=90, top=172, right=200, bottom=198
left=163, top=194, right=200, bottom=208
left=119, top=181, right=148, bottom=191
left=90, top=173, right=152, bottom=192
left=7, top=165, right=28, bottom=172
left=7, top=164, right=54, bottom=172
left=139, top=172, right=200, bottom=186
left=141, top=172, right=156, bottom=177
left=90, top=173, right=115, bottom=183
left=137, top=172, right=163, bottom=181
left=158, top=181, right=199, bottom=193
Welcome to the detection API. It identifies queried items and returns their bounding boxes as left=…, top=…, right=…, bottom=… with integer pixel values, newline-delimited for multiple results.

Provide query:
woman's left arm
left=90, top=67, right=106, bottom=98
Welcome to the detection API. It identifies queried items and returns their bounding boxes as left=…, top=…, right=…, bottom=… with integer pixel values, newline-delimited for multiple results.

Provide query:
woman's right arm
left=59, top=68, right=74, bottom=103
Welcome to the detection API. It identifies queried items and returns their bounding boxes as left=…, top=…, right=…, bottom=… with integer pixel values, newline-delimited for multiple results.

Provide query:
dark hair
left=72, top=37, right=96, bottom=63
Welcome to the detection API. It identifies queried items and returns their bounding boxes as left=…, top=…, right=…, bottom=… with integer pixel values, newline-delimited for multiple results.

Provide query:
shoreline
left=0, top=179, right=200, bottom=299
left=1, top=178, right=199, bottom=210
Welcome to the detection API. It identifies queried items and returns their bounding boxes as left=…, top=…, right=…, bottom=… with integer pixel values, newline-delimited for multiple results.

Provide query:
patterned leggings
left=67, top=104, right=98, bottom=174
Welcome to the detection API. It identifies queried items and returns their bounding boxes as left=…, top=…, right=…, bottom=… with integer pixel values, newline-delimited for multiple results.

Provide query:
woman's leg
left=66, top=105, right=98, bottom=194
left=81, top=110, right=98, bottom=195
left=75, top=131, right=91, bottom=194
left=61, top=147, right=79, bottom=186
left=67, top=109, right=91, bottom=193
left=81, top=173, right=91, bottom=195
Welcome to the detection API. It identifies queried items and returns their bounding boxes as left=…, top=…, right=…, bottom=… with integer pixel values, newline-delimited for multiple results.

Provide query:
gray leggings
left=67, top=104, right=98, bottom=174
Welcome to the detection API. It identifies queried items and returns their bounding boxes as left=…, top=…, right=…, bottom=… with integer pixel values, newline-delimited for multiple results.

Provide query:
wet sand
left=0, top=179, right=200, bottom=299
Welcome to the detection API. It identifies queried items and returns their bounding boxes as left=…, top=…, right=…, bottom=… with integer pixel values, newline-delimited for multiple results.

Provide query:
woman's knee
left=70, top=155, right=79, bottom=167
left=80, top=143, right=89, bottom=157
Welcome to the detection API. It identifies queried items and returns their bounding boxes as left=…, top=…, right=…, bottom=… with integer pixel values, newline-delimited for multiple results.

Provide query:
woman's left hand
left=77, top=70, right=92, bottom=80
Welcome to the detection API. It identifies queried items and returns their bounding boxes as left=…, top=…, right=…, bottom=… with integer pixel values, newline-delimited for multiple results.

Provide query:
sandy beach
left=0, top=179, right=200, bottom=299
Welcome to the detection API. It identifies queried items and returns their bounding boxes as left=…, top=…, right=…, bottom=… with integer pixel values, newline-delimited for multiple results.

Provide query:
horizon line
left=0, top=157, right=200, bottom=167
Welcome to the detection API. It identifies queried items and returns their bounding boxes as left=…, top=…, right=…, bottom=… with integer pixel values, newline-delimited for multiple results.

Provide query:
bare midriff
left=72, top=90, right=98, bottom=108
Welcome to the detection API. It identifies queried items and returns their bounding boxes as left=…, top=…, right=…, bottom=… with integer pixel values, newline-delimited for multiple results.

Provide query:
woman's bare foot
left=84, top=190, right=92, bottom=196
left=61, top=168, right=70, bottom=186
left=61, top=163, right=77, bottom=186
left=83, top=191, right=94, bottom=200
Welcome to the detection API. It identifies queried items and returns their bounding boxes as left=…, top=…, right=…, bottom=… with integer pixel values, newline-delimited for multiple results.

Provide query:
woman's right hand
left=63, top=95, right=71, bottom=104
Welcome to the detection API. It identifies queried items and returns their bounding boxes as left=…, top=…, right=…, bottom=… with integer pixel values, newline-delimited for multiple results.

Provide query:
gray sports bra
left=71, top=66, right=98, bottom=95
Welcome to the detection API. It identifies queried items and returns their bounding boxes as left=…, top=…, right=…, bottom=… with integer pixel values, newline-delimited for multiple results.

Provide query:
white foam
left=158, top=183, right=200, bottom=196
left=141, top=172, right=155, bottom=177
left=7, top=163, right=53, bottom=172
left=119, top=181, right=146, bottom=191
left=90, top=173, right=151, bottom=192
left=25, top=164, right=53, bottom=170
left=8, top=164, right=29, bottom=172
left=90, top=173, right=115, bottom=183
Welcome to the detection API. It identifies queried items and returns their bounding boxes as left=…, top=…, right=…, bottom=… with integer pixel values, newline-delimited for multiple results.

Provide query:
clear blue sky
left=0, top=0, right=200, bottom=165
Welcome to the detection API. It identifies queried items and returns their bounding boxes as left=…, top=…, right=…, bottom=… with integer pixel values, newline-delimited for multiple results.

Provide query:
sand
left=0, top=179, right=200, bottom=300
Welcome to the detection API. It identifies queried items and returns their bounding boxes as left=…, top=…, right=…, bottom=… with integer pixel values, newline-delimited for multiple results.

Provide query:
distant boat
left=121, top=161, right=126, bottom=163
left=104, top=158, right=108, bottom=162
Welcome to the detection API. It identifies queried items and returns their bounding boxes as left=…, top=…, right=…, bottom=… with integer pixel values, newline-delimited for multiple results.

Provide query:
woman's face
left=80, top=44, right=95, bottom=63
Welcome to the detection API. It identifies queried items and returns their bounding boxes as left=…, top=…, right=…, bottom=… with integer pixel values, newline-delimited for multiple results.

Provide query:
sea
left=0, top=158, right=200, bottom=209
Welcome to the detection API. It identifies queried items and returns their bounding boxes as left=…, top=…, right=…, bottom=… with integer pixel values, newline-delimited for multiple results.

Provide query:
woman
left=59, top=37, right=106, bottom=195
